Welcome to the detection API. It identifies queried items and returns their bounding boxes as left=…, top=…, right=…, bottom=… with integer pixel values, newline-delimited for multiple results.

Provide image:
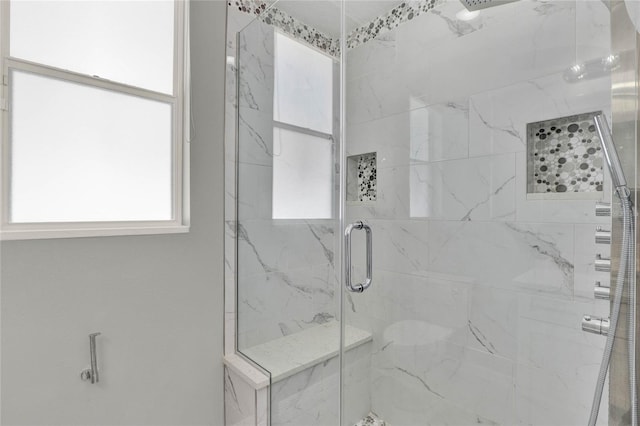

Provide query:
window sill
left=1, top=224, right=190, bottom=241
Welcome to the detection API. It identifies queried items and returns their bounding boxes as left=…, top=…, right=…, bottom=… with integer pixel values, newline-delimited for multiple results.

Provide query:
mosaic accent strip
left=232, top=0, right=449, bottom=55
left=527, top=111, right=604, bottom=195
left=347, top=152, right=377, bottom=202
left=347, top=0, right=446, bottom=50
left=230, top=0, right=340, bottom=57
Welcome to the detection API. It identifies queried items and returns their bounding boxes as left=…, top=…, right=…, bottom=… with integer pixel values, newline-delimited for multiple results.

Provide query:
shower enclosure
left=223, top=0, right=640, bottom=424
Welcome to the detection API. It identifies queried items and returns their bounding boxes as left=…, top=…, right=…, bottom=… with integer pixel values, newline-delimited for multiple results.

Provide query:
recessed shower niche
left=347, top=152, right=377, bottom=203
left=527, top=111, right=605, bottom=199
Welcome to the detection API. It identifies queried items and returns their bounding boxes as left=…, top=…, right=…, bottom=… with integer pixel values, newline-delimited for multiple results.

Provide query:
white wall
left=0, top=1, right=226, bottom=424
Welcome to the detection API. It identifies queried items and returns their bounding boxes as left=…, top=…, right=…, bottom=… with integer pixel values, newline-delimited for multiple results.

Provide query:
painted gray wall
left=0, top=1, right=226, bottom=424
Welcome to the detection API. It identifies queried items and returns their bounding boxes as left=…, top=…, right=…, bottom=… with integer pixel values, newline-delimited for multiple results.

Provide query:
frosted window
left=272, top=128, right=332, bottom=219
left=10, top=70, right=172, bottom=223
left=10, top=0, right=174, bottom=94
left=274, top=33, right=333, bottom=133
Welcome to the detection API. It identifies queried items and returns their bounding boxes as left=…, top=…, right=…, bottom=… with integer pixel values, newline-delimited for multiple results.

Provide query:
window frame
left=0, top=0, right=190, bottom=240
left=271, top=30, right=336, bottom=221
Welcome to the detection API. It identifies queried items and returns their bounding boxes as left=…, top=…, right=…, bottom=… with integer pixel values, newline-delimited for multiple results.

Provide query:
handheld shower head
left=592, top=113, right=628, bottom=192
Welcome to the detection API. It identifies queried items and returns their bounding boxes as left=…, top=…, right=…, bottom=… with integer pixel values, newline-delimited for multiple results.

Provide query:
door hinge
left=0, top=98, right=7, bottom=111
left=2, top=74, right=8, bottom=86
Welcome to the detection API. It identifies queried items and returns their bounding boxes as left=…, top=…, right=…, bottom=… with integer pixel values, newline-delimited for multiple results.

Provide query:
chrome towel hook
left=80, top=332, right=101, bottom=384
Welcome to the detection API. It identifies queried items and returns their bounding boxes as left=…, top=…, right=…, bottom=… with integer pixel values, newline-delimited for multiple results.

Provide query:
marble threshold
left=241, top=320, right=372, bottom=383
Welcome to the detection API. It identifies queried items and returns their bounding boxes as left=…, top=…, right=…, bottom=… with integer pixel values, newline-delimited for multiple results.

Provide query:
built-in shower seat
left=242, top=320, right=371, bottom=382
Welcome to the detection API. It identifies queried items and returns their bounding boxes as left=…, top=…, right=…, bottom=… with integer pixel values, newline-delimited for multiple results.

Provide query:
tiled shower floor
left=354, top=413, right=386, bottom=426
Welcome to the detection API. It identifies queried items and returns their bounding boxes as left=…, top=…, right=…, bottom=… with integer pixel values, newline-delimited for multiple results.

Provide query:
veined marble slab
left=242, top=320, right=372, bottom=382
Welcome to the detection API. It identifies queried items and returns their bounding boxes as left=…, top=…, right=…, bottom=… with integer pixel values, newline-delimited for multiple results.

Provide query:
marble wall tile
left=347, top=111, right=411, bottom=170
left=469, top=71, right=611, bottom=158
left=515, top=362, right=608, bottom=426
left=410, top=153, right=516, bottom=221
left=237, top=20, right=274, bottom=115
left=237, top=165, right=273, bottom=222
left=517, top=292, right=609, bottom=333
left=576, top=0, right=611, bottom=64
left=346, top=33, right=397, bottom=82
left=256, top=387, right=269, bottom=426
left=225, top=366, right=257, bottom=426
left=409, top=99, right=469, bottom=163
left=237, top=264, right=337, bottom=349
left=270, top=344, right=369, bottom=426
left=371, top=341, right=515, bottom=425
left=426, top=221, right=575, bottom=296
left=238, top=109, right=275, bottom=167
left=375, top=271, right=471, bottom=347
left=347, top=220, right=430, bottom=278
left=467, top=286, right=519, bottom=360
left=346, top=166, right=411, bottom=220
left=271, top=358, right=338, bottom=426
left=343, top=343, right=374, bottom=426
left=236, top=220, right=337, bottom=277
left=406, top=1, right=577, bottom=106
left=346, top=65, right=413, bottom=125
left=347, top=1, right=577, bottom=126
left=515, top=315, right=608, bottom=425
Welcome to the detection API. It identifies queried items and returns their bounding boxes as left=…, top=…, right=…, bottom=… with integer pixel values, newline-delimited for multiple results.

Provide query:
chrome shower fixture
left=458, top=0, right=519, bottom=11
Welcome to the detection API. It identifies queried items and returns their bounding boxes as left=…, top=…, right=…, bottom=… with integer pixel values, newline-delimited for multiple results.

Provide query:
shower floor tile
left=354, top=412, right=386, bottom=426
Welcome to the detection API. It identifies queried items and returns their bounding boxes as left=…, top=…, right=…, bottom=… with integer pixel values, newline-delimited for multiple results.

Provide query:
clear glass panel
left=234, top=4, right=341, bottom=426
left=10, top=0, right=174, bottom=94
left=272, top=127, right=332, bottom=219
left=10, top=70, right=173, bottom=223
left=274, top=32, right=333, bottom=133
left=342, top=0, right=617, bottom=425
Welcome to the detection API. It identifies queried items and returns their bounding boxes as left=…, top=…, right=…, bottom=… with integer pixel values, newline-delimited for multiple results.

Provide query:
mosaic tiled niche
left=526, top=111, right=605, bottom=198
left=347, top=153, right=377, bottom=202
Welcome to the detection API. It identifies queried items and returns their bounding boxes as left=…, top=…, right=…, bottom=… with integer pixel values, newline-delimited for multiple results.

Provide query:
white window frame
left=0, top=0, right=190, bottom=240
left=271, top=31, right=336, bottom=220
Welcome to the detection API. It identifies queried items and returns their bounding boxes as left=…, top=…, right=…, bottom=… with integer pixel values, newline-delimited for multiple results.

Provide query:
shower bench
left=242, top=321, right=373, bottom=425
left=242, top=321, right=371, bottom=382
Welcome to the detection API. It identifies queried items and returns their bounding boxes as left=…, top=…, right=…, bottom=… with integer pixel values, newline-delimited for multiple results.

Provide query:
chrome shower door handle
left=345, top=221, right=373, bottom=293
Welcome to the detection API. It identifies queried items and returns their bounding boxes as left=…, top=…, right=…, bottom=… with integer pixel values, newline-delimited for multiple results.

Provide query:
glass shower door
left=341, top=0, right=617, bottom=425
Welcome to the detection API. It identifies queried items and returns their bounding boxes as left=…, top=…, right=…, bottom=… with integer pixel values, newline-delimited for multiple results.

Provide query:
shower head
left=592, top=113, right=628, bottom=192
left=459, top=0, right=519, bottom=11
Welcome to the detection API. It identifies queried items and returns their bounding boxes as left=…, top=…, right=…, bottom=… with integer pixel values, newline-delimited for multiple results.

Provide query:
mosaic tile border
left=347, top=0, right=446, bottom=49
left=526, top=111, right=605, bottom=197
left=230, top=0, right=340, bottom=57
left=232, top=0, right=448, bottom=55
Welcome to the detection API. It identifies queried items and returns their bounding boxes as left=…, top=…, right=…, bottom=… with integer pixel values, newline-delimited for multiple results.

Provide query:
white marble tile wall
left=344, top=0, right=613, bottom=424
left=225, top=366, right=257, bottom=426
left=270, top=342, right=372, bottom=426
left=224, top=5, right=276, bottom=426
left=232, top=8, right=341, bottom=352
